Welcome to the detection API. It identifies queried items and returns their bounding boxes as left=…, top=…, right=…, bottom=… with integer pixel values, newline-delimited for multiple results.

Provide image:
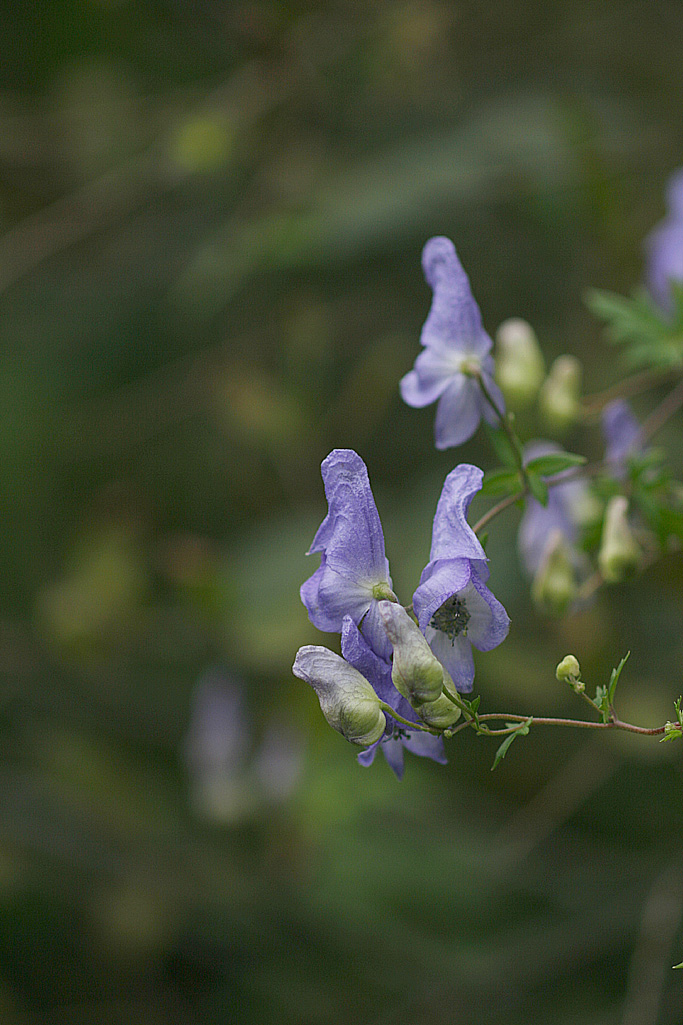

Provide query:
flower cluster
left=294, top=450, right=509, bottom=777
left=294, top=184, right=683, bottom=776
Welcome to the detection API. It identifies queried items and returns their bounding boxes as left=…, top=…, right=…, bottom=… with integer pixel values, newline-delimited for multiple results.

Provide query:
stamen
left=430, top=594, right=470, bottom=644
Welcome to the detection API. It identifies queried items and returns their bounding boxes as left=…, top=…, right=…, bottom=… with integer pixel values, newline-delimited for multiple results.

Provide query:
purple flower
left=341, top=617, right=446, bottom=779
left=602, top=399, right=643, bottom=476
left=400, top=236, right=505, bottom=449
left=412, top=464, right=510, bottom=692
left=517, top=443, right=593, bottom=577
left=645, top=168, right=683, bottom=313
left=300, top=449, right=395, bottom=661
left=300, top=451, right=511, bottom=770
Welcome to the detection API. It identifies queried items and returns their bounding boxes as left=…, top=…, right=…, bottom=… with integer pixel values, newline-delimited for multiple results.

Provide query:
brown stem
left=472, top=491, right=524, bottom=536
left=640, top=376, right=683, bottom=442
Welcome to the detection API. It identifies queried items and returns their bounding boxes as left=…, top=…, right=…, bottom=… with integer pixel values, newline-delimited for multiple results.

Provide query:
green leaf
left=480, top=468, right=521, bottom=497
left=660, top=728, right=683, bottom=743
left=594, top=685, right=611, bottom=723
left=585, top=288, right=683, bottom=371
left=482, top=423, right=519, bottom=469
left=491, top=718, right=532, bottom=771
left=607, top=651, right=630, bottom=705
left=672, top=962, right=683, bottom=969
left=527, top=472, right=549, bottom=506
left=525, top=452, right=587, bottom=477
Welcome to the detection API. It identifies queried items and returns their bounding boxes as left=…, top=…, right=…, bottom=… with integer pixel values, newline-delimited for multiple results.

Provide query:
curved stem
left=454, top=711, right=669, bottom=737
left=581, top=367, right=676, bottom=418
left=473, top=491, right=524, bottom=536
left=378, top=703, right=435, bottom=734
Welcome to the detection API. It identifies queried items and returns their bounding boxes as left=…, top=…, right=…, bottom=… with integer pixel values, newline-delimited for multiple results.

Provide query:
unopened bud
left=379, top=602, right=460, bottom=728
left=293, top=646, right=386, bottom=746
left=495, top=318, right=546, bottom=409
left=539, top=355, right=582, bottom=435
left=378, top=601, right=444, bottom=704
left=555, top=654, right=584, bottom=691
left=556, top=654, right=581, bottom=683
left=598, top=496, right=641, bottom=583
left=532, top=530, right=577, bottom=616
left=416, top=671, right=461, bottom=728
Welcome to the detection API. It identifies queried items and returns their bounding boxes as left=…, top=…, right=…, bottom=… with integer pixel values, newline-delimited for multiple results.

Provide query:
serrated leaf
left=608, top=651, right=630, bottom=705
left=491, top=718, right=532, bottom=771
left=525, top=452, right=587, bottom=477
left=480, top=468, right=521, bottom=497
left=527, top=472, right=549, bottom=506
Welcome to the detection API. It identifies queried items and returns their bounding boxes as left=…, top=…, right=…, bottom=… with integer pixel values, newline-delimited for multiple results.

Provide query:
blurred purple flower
left=412, top=465, right=510, bottom=693
left=602, top=399, right=643, bottom=476
left=518, top=443, right=593, bottom=576
left=645, top=168, right=683, bottom=313
left=300, top=449, right=395, bottom=661
left=184, top=668, right=302, bottom=820
left=400, top=236, right=505, bottom=449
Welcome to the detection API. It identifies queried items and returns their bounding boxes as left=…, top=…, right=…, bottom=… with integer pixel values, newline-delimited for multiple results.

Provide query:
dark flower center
left=430, top=594, right=470, bottom=644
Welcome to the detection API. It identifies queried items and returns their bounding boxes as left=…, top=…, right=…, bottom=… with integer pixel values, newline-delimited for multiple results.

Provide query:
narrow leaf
left=491, top=718, right=532, bottom=771
left=525, top=452, right=587, bottom=477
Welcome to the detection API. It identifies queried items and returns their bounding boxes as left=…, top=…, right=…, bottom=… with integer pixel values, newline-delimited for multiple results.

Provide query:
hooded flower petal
left=401, top=237, right=505, bottom=449
left=301, top=449, right=394, bottom=660
left=308, top=449, right=390, bottom=584
left=420, top=236, right=488, bottom=353
left=427, top=463, right=487, bottom=562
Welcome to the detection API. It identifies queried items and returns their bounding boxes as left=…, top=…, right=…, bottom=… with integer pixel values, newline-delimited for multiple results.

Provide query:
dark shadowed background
left=1, top=2, right=683, bottom=1022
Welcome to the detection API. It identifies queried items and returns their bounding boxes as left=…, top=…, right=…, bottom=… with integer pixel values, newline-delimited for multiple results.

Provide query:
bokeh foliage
left=1, top=1, right=683, bottom=1021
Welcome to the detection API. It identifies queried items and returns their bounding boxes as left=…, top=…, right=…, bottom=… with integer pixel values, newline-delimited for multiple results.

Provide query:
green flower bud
left=556, top=654, right=581, bottom=683
left=598, top=496, right=641, bottom=583
left=416, top=671, right=462, bottom=729
left=495, top=318, right=546, bottom=409
left=539, top=355, right=582, bottom=435
left=378, top=601, right=444, bottom=705
left=293, top=646, right=386, bottom=746
left=532, top=530, right=577, bottom=616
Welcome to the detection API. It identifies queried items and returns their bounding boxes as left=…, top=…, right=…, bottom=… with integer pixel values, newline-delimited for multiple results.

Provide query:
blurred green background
left=1, top=1, right=683, bottom=1022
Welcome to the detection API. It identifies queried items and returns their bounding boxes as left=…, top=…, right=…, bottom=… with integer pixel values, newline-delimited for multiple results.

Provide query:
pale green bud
left=532, top=530, right=577, bottom=616
left=378, top=601, right=444, bottom=704
left=495, top=318, right=546, bottom=409
left=598, top=496, right=641, bottom=583
left=539, top=355, right=582, bottom=435
left=293, top=646, right=386, bottom=746
left=556, top=654, right=581, bottom=683
left=416, top=671, right=462, bottom=729
left=555, top=654, right=584, bottom=691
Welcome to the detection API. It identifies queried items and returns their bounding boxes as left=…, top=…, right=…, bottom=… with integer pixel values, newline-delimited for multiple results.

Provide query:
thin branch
left=473, top=491, right=524, bottom=536
left=640, top=375, right=683, bottom=442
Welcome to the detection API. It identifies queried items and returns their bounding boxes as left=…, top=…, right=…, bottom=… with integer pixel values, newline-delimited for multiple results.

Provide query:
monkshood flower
left=602, top=399, right=643, bottom=477
left=300, top=449, right=396, bottom=662
left=412, top=464, right=510, bottom=693
left=645, top=168, right=683, bottom=313
left=400, top=236, right=505, bottom=449
left=341, top=616, right=447, bottom=779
